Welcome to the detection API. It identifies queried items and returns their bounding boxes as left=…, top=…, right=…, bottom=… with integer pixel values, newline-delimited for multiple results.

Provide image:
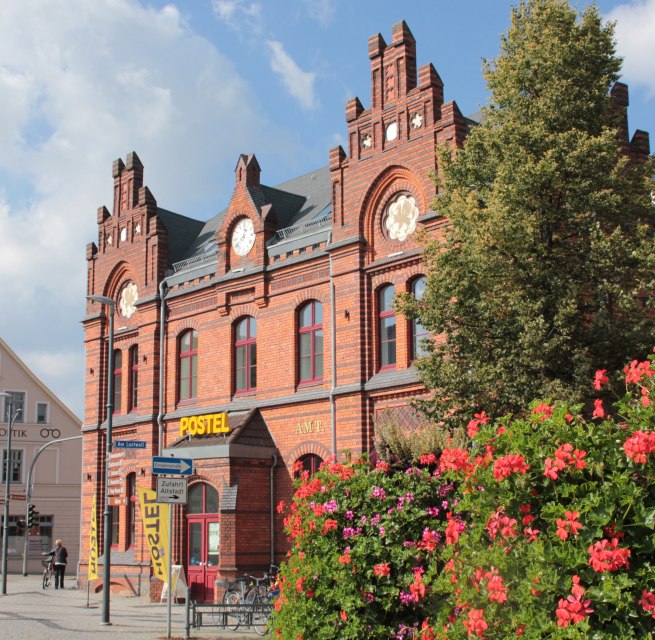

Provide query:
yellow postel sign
left=137, top=487, right=170, bottom=583
left=179, top=412, right=229, bottom=437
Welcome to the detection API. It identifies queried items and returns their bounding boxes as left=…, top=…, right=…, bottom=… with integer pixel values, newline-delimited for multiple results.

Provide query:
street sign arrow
left=152, top=456, right=193, bottom=476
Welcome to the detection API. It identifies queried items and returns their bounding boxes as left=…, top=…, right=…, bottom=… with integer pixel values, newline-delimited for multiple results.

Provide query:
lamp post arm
left=21, top=435, right=83, bottom=576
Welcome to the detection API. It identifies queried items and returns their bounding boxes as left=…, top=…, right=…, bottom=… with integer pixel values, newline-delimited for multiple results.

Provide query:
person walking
left=46, top=539, right=68, bottom=589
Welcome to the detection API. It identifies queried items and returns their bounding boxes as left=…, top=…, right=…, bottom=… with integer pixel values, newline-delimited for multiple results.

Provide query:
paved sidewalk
left=0, top=574, right=262, bottom=639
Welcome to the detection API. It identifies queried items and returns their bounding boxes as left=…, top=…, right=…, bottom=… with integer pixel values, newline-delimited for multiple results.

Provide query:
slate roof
left=157, top=207, right=206, bottom=268
left=165, top=165, right=332, bottom=279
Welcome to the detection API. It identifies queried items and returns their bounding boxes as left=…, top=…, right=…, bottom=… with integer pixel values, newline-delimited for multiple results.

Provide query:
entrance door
left=186, top=483, right=219, bottom=602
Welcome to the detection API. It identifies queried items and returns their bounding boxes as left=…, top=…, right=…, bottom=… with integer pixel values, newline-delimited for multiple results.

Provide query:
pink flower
left=467, top=411, right=490, bottom=438
left=624, top=431, right=655, bottom=463
left=593, top=369, right=609, bottom=390
left=463, top=609, right=489, bottom=637
left=588, top=538, right=631, bottom=572
left=532, top=403, right=554, bottom=421
left=556, top=595, right=593, bottom=627
left=493, top=454, right=530, bottom=482
left=639, top=589, right=655, bottom=619
left=624, top=359, right=655, bottom=385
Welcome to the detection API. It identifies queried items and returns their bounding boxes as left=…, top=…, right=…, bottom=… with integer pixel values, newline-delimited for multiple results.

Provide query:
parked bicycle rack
left=192, top=601, right=274, bottom=629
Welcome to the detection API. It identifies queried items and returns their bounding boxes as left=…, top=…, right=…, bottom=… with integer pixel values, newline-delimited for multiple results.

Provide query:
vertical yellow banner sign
left=88, top=493, right=98, bottom=580
left=137, top=487, right=170, bottom=583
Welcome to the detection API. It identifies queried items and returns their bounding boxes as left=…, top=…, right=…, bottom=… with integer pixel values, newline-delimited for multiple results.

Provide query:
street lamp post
left=1, top=391, right=22, bottom=595
left=87, top=294, right=115, bottom=625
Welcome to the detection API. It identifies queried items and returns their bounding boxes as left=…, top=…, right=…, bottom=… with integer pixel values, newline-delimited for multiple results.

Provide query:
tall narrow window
left=113, top=350, right=122, bottom=414
left=2, top=449, right=22, bottom=483
left=411, top=276, right=430, bottom=359
left=127, top=473, right=136, bottom=548
left=299, top=301, right=323, bottom=383
left=179, top=330, right=198, bottom=401
left=2, top=391, right=25, bottom=423
left=235, top=317, right=256, bottom=393
left=36, top=402, right=48, bottom=424
left=111, top=505, right=120, bottom=547
left=379, top=285, right=396, bottom=369
left=128, top=346, right=138, bottom=412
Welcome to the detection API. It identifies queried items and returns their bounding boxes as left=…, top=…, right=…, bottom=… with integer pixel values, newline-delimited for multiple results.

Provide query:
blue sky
left=0, top=0, right=653, bottom=418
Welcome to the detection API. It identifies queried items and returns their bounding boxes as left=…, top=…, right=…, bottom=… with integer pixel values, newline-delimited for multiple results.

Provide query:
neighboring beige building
left=1, top=337, right=82, bottom=577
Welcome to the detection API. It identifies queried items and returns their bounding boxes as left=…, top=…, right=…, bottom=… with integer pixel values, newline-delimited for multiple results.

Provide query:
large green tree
left=399, top=0, right=655, bottom=426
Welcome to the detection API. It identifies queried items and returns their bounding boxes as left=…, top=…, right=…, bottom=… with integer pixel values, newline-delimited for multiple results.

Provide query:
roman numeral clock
left=231, top=217, right=255, bottom=256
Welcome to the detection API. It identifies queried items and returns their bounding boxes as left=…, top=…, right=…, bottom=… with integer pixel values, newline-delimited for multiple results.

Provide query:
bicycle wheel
left=223, top=591, right=241, bottom=631
left=246, top=587, right=269, bottom=636
left=42, top=570, right=50, bottom=589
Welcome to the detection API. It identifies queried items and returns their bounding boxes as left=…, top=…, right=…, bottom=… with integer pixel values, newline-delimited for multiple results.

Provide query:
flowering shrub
left=271, top=457, right=455, bottom=639
left=429, top=356, right=655, bottom=638
left=273, top=356, right=655, bottom=638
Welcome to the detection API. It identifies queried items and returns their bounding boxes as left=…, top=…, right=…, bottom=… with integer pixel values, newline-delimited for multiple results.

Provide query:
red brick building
left=80, top=22, right=650, bottom=602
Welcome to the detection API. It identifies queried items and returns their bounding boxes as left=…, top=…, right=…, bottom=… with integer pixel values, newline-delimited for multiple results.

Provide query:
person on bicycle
left=45, top=539, right=68, bottom=589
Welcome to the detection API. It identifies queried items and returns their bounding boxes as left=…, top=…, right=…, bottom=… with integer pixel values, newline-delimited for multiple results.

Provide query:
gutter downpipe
left=328, top=232, right=337, bottom=457
left=157, top=279, right=168, bottom=456
left=270, top=453, right=278, bottom=567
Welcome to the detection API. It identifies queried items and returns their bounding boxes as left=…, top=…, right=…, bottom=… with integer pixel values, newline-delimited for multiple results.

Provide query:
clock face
left=119, top=282, right=138, bottom=319
left=232, top=217, right=255, bottom=256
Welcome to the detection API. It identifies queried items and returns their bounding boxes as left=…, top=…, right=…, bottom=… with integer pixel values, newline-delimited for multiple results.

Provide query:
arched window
left=179, top=330, right=198, bottom=401
left=235, top=317, right=256, bottom=393
left=187, top=483, right=219, bottom=515
left=128, top=346, right=138, bottom=412
left=411, top=276, right=429, bottom=359
left=294, top=454, right=323, bottom=479
left=378, top=285, right=396, bottom=369
left=127, top=473, right=136, bottom=548
left=299, top=301, right=323, bottom=383
left=113, top=350, right=122, bottom=413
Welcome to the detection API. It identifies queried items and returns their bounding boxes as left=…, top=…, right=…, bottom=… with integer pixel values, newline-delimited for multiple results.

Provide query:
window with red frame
left=411, top=276, right=430, bottom=359
left=113, top=350, right=122, bottom=413
left=235, top=317, right=256, bottom=393
left=179, top=330, right=198, bottom=401
left=127, top=473, right=136, bottom=548
left=299, top=301, right=324, bottom=383
left=294, top=453, right=323, bottom=479
left=379, top=285, right=396, bottom=369
left=128, top=346, right=138, bottom=412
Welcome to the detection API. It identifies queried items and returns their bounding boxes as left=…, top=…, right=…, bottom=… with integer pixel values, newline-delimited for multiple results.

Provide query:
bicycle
left=41, top=558, right=53, bottom=589
left=244, top=570, right=279, bottom=636
left=213, top=577, right=248, bottom=630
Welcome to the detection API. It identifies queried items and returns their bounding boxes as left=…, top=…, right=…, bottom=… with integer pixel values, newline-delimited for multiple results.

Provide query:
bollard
left=184, top=587, right=191, bottom=640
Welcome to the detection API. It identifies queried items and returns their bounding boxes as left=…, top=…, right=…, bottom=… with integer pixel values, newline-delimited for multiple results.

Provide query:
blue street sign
left=114, top=440, right=147, bottom=449
left=152, top=456, right=193, bottom=476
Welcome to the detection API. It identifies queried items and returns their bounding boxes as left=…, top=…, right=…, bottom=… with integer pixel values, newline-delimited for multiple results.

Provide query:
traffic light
left=28, top=504, right=39, bottom=528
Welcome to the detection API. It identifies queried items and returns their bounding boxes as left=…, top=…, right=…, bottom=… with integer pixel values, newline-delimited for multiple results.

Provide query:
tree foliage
left=398, top=0, right=655, bottom=426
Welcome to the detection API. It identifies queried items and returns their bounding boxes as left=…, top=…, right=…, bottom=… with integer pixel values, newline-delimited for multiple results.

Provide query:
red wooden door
left=187, top=515, right=219, bottom=602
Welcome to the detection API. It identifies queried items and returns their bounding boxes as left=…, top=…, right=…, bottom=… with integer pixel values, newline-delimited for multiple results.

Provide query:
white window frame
left=35, top=401, right=49, bottom=424
left=2, top=447, right=24, bottom=484
left=2, top=390, right=26, bottom=424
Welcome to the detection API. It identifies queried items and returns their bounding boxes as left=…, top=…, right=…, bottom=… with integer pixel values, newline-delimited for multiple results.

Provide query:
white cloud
left=0, top=0, right=279, bottom=416
left=212, top=0, right=263, bottom=34
left=267, top=40, right=318, bottom=110
left=302, top=0, right=336, bottom=26
left=606, top=0, right=655, bottom=97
